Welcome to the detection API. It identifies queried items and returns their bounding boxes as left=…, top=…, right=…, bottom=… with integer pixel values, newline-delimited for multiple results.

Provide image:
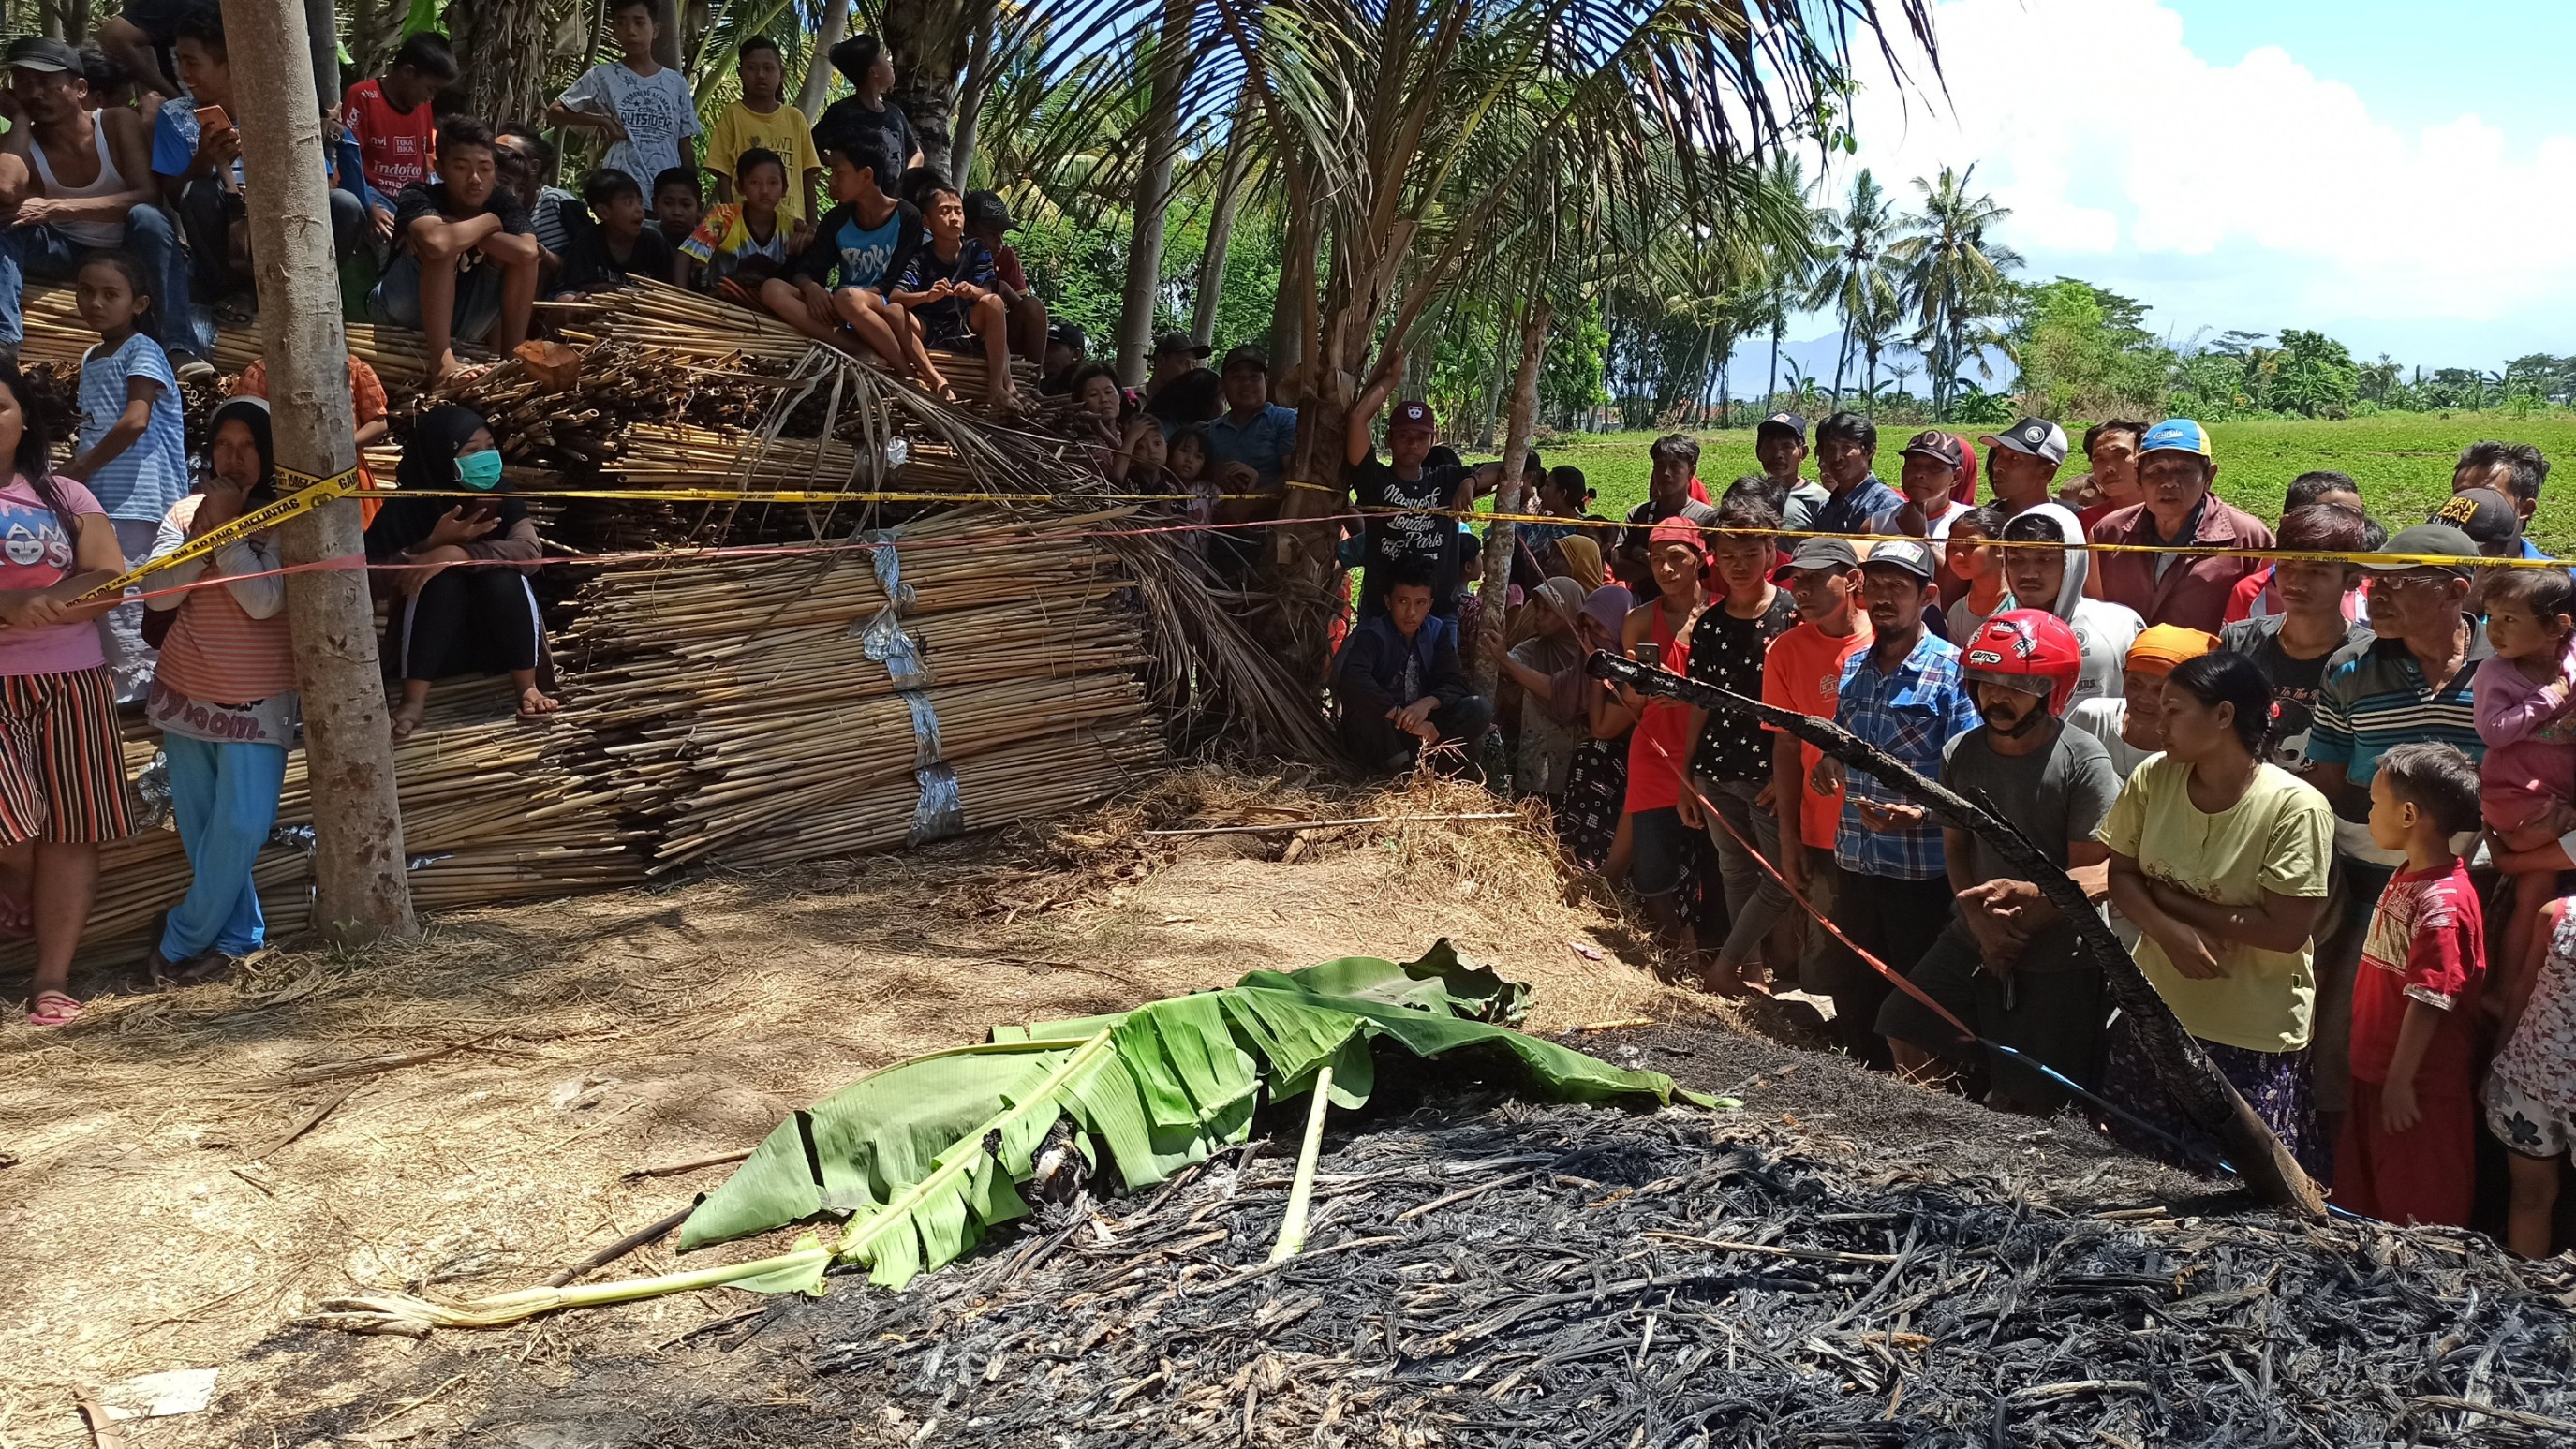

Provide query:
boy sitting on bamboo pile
left=368, top=116, right=540, bottom=383
left=962, top=190, right=1048, bottom=363
left=886, top=180, right=1020, bottom=410
left=1329, top=557, right=1495, bottom=775
left=676, top=148, right=802, bottom=297
left=761, top=132, right=938, bottom=384
left=555, top=168, right=674, bottom=295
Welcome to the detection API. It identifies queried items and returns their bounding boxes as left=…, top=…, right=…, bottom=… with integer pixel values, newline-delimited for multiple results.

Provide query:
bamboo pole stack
left=558, top=506, right=1167, bottom=870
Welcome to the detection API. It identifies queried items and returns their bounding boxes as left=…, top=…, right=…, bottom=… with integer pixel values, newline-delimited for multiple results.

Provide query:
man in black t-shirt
left=1615, top=432, right=1719, bottom=589
left=1344, top=398, right=1475, bottom=618
left=369, top=117, right=540, bottom=381
left=2220, top=503, right=2371, bottom=771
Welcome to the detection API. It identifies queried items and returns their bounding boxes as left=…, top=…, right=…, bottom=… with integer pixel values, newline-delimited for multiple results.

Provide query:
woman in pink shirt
left=0, top=362, right=136, bottom=1026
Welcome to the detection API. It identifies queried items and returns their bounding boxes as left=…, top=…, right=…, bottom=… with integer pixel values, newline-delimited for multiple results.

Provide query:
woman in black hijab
left=363, top=405, right=555, bottom=739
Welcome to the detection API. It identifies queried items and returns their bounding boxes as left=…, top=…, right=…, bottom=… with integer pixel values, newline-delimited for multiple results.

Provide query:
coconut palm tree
left=1805, top=169, right=1898, bottom=406
left=1890, top=163, right=2021, bottom=420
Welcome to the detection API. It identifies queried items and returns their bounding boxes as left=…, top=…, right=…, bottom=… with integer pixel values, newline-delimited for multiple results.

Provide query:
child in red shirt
left=2334, top=741, right=2486, bottom=1226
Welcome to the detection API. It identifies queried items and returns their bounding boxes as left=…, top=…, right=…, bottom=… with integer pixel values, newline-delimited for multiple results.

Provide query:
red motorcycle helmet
left=1962, top=608, right=2084, bottom=717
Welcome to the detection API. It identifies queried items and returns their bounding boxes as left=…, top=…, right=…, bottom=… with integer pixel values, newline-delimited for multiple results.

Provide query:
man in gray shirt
left=1878, top=608, right=2119, bottom=1113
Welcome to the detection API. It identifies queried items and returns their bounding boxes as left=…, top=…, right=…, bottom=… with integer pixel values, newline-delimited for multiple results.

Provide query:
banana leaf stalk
left=1268, top=1060, right=1336, bottom=1263
left=311, top=945, right=1696, bottom=1336
left=1588, top=650, right=2326, bottom=1218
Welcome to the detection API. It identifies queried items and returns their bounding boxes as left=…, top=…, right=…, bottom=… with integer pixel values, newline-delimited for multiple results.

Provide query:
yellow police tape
left=73, top=466, right=363, bottom=602
left=352, top=478, right=2570, bottom=573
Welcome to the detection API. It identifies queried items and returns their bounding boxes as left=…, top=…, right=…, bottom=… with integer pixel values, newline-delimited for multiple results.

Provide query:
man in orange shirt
left=1761, top=536, right=1873, bottom=991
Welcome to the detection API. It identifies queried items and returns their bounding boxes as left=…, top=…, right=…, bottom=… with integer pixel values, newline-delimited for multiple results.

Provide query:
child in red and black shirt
left=2335, top=741, right=2486, bottom=1227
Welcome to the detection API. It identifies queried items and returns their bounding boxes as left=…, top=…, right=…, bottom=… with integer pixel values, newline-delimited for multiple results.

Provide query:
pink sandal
left=27, top=990, right=82, bottom=1027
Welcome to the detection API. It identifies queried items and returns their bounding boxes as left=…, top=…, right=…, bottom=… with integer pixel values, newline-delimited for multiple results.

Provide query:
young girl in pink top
left=2474, top=568, right=2576, bottom=979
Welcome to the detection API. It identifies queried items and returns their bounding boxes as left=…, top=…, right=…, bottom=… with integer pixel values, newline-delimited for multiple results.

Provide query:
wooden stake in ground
left=1591, top=652, right=2328, bottom=1220
left=222, top=0, right=417, bottom=944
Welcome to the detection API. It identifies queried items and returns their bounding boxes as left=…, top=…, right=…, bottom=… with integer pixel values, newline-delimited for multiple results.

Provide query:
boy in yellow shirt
left=703, top=37, right=822, bottom=225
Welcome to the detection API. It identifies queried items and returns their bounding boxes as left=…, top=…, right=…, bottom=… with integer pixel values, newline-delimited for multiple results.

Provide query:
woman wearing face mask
left=141, top=397, right=295, bottom=981
left=364, top=406, right=556, bottom=739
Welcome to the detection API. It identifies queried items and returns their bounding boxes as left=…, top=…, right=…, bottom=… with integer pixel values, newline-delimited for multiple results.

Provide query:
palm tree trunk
left=1830, top=322, right=1849, bottom=404
left=451, top=0, right=554, bottom=137
left=1114, top=0, right=1197, bottom=385
left=798, top=0, right=849, bottom=118
left=1472, top=292, right=1551, bottom=699
left=1189, top=87, right=1258, bottom=350
left=1716, top=329, right=1733, bottom=425
left=946, top=3, right=1001, bottom=188
left=1767, top=318, right=1783, bottom=410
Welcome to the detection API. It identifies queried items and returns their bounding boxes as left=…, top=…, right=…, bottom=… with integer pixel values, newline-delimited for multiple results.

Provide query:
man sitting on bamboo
left=1329, top=556, right=1494, bottom=774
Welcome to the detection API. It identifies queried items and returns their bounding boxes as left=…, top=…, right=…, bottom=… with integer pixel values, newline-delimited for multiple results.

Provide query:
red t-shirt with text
left=342, top=78, right=437, bottom=199
left=2350, top=858, right=2484, bottom=1092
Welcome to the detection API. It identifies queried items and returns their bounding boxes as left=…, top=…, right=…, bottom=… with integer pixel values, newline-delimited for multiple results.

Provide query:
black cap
left=1046, top=320, right=1087, bottom=351
left=1901, top=431, right=1966, bottom=469
left=1219, top=344, right=1268, bottom=376
left=2430, top=487, right=2520, bottom=552
left=1757, top=411, right=1809, bottom=442
left=1773, top=536, right=1858, bottom=580
left=7, top=36, right=81, bottom=73
left=1152, top=331, right=1212, bottom=360
left=962, top=189, right=1014, bottom=232
left=1980, top=418, right=2070, bottom=466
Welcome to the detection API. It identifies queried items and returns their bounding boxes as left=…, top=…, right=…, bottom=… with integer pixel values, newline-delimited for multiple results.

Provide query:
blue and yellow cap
left=2139, top=418, right=2212, bottom=458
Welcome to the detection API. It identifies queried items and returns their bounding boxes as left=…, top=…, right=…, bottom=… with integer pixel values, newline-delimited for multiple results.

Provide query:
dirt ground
left=2, top=769, right=1741, bottom=1448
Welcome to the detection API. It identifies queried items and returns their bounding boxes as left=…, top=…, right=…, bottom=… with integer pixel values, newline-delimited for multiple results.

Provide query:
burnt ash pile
left=808, top=1101, right=2576, bottom=1448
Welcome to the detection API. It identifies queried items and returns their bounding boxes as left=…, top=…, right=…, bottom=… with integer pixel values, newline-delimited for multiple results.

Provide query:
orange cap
left=2125, top=624, right=2220, bottom=676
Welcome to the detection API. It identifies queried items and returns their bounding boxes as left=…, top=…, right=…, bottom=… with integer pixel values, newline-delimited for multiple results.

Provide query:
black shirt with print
left=1349, top=454, right=1471, bottom=617
left=1688, top=589, right=1801, bottom=779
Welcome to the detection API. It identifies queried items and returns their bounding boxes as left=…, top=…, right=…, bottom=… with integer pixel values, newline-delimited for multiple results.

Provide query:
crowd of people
left=0, top=8, right=2570, bottom=1252
left=0, top=4, right=1054, bottom=399
left=1325, top=406, right=2576, bottom=1252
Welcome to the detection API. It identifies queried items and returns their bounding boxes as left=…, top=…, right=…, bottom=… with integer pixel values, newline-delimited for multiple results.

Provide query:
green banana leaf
left=680, top=942, right=1696, bottom=1289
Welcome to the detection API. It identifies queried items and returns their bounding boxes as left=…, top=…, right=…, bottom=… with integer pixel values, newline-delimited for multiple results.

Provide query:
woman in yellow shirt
left=2099, top=651, right=2334, bottom=1175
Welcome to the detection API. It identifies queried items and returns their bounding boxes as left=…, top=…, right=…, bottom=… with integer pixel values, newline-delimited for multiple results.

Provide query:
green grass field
left=1532, top=413, right=2576, bottom=556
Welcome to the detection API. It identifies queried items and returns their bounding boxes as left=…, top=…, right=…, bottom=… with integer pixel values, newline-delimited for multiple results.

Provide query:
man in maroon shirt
left=2085, top=418, right=2271, bottom=633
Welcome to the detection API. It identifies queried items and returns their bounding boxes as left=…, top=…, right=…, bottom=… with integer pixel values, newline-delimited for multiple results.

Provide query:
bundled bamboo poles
left=0, top=684, right=645, bottom=974
left=18, top=284, right=458, bottom=393
left=541, top=277, right=1038, bottom=408
left=557, top=504, right=1169, bottom=870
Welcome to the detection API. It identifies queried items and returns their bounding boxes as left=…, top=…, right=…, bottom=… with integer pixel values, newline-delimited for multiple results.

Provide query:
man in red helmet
left=1877, top=609, right=2122, bottom=1115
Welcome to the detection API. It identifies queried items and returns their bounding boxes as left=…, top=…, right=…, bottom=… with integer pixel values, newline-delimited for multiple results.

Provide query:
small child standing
left=2474, top=567, right=2576, bottom=978
left=548, top=0, right=700, bottom=197
left=61, top=251, right=188, bottom=703
left=2489, top=895, right=2576, bottom=1257
left=1167, top=424, right=1219, bottom=533
left=1942, top=503, right=2011, bottom=641
left=2334, top=741, right=2486, bottom=1227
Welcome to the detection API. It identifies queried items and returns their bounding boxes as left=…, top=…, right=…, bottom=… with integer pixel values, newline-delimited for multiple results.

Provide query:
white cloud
left=1822, top=0, right=2576, bottom=365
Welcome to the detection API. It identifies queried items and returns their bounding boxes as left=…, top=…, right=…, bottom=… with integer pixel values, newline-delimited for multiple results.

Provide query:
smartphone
left=194, top=104, right=231, bottom=132
left=1631, top=643, right=1659, bottom=667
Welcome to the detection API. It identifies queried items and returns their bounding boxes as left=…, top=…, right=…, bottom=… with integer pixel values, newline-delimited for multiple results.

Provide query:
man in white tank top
left=0, top=36, right=211, bottom=378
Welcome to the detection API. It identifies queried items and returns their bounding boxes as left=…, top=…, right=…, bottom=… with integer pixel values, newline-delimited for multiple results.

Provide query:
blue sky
left=1797, top=0, right=2576, bottom=376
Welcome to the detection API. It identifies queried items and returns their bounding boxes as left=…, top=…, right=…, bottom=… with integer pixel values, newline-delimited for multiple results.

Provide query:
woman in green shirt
left=2098, top=652, right=2336, bottom=1175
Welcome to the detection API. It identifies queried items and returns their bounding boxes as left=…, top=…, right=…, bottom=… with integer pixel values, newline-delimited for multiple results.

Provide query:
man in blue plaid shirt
left=1809, top=539, right=1980, bottom=1068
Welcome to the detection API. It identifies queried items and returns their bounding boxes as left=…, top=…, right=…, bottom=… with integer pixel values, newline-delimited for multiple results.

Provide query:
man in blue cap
left=2085, top=418, right=2273, bottom=634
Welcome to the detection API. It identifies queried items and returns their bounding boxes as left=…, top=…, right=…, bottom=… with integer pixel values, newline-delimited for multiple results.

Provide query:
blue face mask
left=455, top=449, right=504, bottom=492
